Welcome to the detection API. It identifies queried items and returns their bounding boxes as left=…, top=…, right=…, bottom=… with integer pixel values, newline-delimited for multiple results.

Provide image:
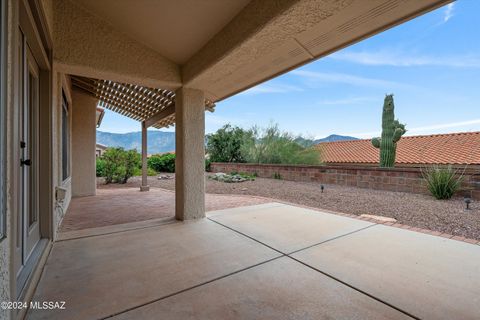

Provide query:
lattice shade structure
left=71, top=76, right=215, bottom=128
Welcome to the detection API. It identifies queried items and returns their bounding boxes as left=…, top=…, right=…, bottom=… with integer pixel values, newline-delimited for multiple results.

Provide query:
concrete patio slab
left=28, top=219, right=280, bottom=320
left=208, top=203, right=374, bottom=253
left=292, top=224, right=480, bottom=320
left=112, top=257, right=410, bottom=320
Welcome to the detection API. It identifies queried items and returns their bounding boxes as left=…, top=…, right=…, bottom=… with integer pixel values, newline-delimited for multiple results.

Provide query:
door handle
left=20, top=159, right=32, bottom=166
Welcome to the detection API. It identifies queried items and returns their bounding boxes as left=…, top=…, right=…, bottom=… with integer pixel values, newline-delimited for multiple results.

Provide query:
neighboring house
left=96, top=143, right=108, bottom=157
left=316, top=132, right=480, bottom=167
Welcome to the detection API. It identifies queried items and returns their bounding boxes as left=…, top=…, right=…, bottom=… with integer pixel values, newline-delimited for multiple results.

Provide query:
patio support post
left=175, top=87, right=205, bottom=220
left=140, top=121, right=150, bottom=191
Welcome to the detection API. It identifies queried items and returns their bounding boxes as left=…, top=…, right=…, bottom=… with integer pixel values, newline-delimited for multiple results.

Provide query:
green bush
left=242, top=123, right=321, bottom=165
left=148, top=153, right=176, bottom=173
left=133, top=167, right=157, bottom=176
left=206, top=124, right=249, bottom=163
left=101, top=147, right=140, bottom=184
left=422, top=165, right=464, bottom=200
left=96, top=158, right=106, bottom=177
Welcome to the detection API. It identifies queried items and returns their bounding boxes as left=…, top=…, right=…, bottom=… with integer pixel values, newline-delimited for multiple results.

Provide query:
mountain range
left=96, top=131, right=358, bottom=154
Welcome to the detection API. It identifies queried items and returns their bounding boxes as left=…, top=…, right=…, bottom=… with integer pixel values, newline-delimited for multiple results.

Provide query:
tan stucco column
left=175, top=87, right=205, bottom=220
left=140, top=121, right=149, bottom=191
left=71, top=89, right=97, bottom=197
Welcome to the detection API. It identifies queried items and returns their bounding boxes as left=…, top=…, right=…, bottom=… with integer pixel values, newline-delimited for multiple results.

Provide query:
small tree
left=242, top=123, right=320, bottom=165
left=206, top=124, right=249, bottom=163
left=101, top=147, right=140, bottom=184
left=123, top=149, right=141, bottom=183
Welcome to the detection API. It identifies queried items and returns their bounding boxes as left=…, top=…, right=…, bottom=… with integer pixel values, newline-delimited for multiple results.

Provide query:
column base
left=140, top=185, right=150, bottom=192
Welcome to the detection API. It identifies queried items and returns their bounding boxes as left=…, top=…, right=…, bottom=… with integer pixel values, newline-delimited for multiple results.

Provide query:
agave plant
left=422, top=165, right=465, bottom=200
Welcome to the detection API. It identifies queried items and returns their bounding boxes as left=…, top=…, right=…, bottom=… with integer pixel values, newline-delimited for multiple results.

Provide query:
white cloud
left=444, top=3, right=455, bottom=23
left=239, top=83, right=303, bottom=96
left=291, top=70, right=406, bottom=88
left=329, top=50, right=480, bottom=68
left=406, top=118, right=480, bottom=135
left=334, top=118, right=480, bottom=139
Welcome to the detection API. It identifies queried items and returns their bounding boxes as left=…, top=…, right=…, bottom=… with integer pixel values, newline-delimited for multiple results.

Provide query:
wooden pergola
left=71, top=75, right=215, bottom=191
left=71, top=75, right=215, bottom=128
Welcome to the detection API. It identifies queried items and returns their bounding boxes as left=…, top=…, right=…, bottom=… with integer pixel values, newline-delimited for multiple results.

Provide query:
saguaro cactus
left=371, top=95, right=406, bottom=167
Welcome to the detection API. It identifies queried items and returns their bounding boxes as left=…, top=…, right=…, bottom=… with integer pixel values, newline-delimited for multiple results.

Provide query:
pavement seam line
left=207, top=219, right=421, bottom=319
left=286, top=223, right=378, bottom=255
left=285, top=255, right=421, bottom=320
left=207, top=217, right=286, bottom=255
left=99, top=255, right=284, bottom=319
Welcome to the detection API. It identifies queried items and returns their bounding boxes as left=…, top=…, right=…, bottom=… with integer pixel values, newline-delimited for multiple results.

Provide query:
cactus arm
left=393, top=127, right=404, bottom=142
left=372, top=137, right=381, bottom=148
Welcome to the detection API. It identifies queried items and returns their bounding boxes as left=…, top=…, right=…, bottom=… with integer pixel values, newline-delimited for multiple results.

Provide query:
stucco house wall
left=71, top=89, right=97, bottom=197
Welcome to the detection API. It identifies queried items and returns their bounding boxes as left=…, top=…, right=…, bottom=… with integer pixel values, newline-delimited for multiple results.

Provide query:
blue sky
left=100, top=1, right=479, bottom=139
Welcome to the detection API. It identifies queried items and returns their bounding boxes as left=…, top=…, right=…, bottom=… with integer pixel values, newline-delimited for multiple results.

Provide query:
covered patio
left=28, top=200, right=480, bottom=319
left=5, top=1, right=469, bottom=320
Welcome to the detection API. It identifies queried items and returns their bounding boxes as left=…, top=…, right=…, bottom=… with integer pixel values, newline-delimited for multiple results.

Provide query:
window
left=1, top=0, right=7, bottom=239
left=62, top=92, right=70, bottom=181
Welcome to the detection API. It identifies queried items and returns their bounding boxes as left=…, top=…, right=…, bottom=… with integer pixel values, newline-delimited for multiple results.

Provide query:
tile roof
left=316, top=132, right=480, bottom=165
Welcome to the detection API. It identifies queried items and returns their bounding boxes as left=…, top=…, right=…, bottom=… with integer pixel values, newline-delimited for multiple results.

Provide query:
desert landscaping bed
left=98, top=175, right=480, bottom=241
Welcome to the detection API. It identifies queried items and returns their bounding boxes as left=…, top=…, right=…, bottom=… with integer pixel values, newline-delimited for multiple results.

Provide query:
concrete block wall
left=210, top=163, right=480, bottom=199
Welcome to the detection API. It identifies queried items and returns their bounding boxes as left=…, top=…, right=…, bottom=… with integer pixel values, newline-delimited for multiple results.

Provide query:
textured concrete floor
left=28, top=203, right=480, bottom=320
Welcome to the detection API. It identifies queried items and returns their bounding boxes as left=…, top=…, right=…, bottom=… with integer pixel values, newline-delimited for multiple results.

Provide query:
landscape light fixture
left=321, top=185, right=324, bottom=193
left=464, top=196, right=472, bottom=210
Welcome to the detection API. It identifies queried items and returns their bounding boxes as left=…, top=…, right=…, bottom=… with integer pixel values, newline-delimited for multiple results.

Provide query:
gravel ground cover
left=98, top=174, right=480, bottom=240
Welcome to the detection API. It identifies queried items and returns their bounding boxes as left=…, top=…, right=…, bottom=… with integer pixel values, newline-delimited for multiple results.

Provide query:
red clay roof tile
left=316, top=132, right=480, bottom=165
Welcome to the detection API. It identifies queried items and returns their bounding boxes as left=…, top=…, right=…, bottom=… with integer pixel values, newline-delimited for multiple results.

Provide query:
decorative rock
left=157, top=175, right=173, bottom=180
left=360, top=214, right=397, bottom=223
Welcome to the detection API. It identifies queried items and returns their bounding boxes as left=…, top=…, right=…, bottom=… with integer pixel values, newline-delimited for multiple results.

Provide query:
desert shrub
left=123, top=149, right=141, bottom=183
left=133, top=167, right=157, bottom=176
left=422, top=165, right=464, bottom=200
left=101, top=147, right=140, bottom=184
left=96, top=158, right=106, bottom=177
left=206, top=124, right=249, bottom=163
left=242, top=123, right=321, bottom=165
left=148, top=153, right=176, bottom=173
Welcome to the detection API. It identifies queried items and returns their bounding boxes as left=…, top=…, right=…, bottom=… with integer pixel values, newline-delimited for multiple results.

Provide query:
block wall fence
left=210, top=163, right=480, bottom=200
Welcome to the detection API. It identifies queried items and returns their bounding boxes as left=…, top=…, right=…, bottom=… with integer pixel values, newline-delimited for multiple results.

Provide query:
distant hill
left=314, top=134, right=358, bottom=144
left=96, top=130, right=175, bottom=154
left=97, top=131, right=358, bottom=154
left=295, top=134, right=358, bottom=147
